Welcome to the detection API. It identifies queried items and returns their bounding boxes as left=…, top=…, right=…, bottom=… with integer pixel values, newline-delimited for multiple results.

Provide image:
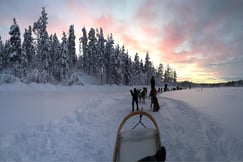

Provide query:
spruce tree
left=158, top=63, right=164, bottom=83
left=96, top=27, right=106, bottom=83
left=68, top=25, right=76, bottom=68
left=33, top=7, right=50, bottom=73
left=0, top=36, right=3, bottom=71
left=105, top=34, right=114, bottom=84
left=22, top=26, right=34, bottom=68
left=80, top=27, right=88, bottom=73
left=164, top=64, right=172, bottom=82
left=87, top=28, right=97, bottom=74
left=60, top=32, right=69, bottom=82
left=111, top=45, right=122, bottom=84
left=50, top=33, right=61, bottom=81
left=9, top=17, right=21, bottom=76
left=173, top=69, right=177, bottom=83
left=133, top=53, right=141, bottom=85
left=124, top=51, right=132, bottom=85
left=3, top=40, right=11, bottom=68
left=21, top=29, right=28, bottom=77
left=120, top=45, right=127, bottom=84
left=144, top=52, right=153, bottom=84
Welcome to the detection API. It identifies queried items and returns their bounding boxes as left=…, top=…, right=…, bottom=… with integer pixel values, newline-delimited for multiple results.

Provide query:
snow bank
left=162, top=87, right=243, bottom=137
left=0, top=70, right=100, bottom=86
left=0, top=73, right=20, bottom=84
left=158, top=95, right=243, bottom=161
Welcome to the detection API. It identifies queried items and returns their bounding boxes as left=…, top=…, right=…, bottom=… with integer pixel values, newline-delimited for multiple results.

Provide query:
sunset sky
left=0, top=0, right=243, bottom=83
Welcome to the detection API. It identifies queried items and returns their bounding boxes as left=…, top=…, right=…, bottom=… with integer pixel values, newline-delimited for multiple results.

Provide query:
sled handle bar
left=113, top=111, right=161, bottom=162
left=116, top=111, right=160, bottom=134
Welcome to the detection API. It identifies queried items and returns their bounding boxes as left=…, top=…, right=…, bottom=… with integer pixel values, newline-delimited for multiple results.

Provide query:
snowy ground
left=0, top=82, right=243, bottom=161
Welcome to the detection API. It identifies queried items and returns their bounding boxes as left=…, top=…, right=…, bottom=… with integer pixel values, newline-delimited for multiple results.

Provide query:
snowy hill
left=0, top=83, right=243, bottom=161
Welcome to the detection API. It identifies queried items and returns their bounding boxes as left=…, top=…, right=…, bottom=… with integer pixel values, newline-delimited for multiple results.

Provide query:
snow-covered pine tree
left=139, top=59, right=146, bottom=85
left=87, top=28, right=97, bottom=75
left=123, top=50, right=132, bottom=85
left=9, top=17, right=21, bottom=77
left=22, top=26, right=35, bottom=70
left=105, top=34, right=114, bottom=84
left=144, top=52, right=150, bottom=71
left=157, top=63, right=164, bottom=83
left=173, top=70, right=177, bottom=83
left=144, top=52, right=153, bottom=84
left=21, top=29, right=28, bottom=78
left=120, top=45, right=126, bottom=84
left=0, top=36, right=3, bottom=71
left=42, top=31, right=51, bottom=72
left=169, top=68, right=177, bottom=83
left=50, top=33, right=61, bottom=81
left=76, top=42, right=83, bottom=70
left=68, top=25, right=77, bottom=68
left=110, top=44, right=122, bottom=85
left=80, top=27, right=88, bottom=73
left=133, top=53, right=141, bottom=85
left=110, top=45, right=116, bottom=84
left=169, top=68, right=176, bottom=83
left=49, top=34, right=54, bottom=68
left=33, top=7, right=51, bottom=74
left=117, top=46, right=123, bottom=85
left=60, top=32, right=69, bottom=82
left=96, top=27, right=106, bottom=84
left=140, top=59, right=144, bottom=73
left=164, top=64, right=172, bottom=83
left=2, top=40, right=10, bottom=69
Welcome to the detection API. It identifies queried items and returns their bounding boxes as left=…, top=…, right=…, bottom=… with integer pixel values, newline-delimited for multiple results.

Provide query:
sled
left=113, top=111, right=162, bottom=162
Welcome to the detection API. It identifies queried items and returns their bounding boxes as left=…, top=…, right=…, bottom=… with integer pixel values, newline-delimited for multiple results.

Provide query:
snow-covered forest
left=0, top=7, right=177, bottom=85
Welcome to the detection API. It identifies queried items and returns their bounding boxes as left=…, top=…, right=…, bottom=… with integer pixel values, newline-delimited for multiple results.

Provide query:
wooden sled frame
left=113, top=111, right=162, bottom=162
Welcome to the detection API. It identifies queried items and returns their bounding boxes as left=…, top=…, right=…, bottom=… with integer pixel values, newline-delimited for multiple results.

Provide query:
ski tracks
left=156, top=96, right=243, bottom=161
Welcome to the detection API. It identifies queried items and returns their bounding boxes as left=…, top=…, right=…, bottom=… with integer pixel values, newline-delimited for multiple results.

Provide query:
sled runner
left=113, top=111, right=164, bottom=162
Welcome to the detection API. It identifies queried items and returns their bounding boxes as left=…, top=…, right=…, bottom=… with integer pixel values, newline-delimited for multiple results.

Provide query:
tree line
left=0, top=7, right=177, bottom=85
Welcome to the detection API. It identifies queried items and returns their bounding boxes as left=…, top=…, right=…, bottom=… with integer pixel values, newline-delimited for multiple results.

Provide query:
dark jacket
left=151, top=77, right=155, bottom=89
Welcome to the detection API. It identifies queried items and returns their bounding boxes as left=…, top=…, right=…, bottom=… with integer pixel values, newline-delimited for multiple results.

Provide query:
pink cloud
left=141, top=26, right=160, bottom=40
left=135, top=0, right=160, bottom=24
left=93, top=14, right=115, bottom=32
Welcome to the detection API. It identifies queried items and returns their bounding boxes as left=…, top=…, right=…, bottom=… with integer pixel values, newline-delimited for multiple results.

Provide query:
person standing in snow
left=150, top=76, right=155, bottom=90
left=130, top=88, right=139, bottom=112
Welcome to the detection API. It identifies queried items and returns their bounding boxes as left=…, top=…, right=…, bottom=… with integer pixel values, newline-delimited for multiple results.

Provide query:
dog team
left=130, top=76, right=160, bottom=112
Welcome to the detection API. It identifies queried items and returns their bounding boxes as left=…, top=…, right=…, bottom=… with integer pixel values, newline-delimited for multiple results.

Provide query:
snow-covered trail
left=1, top=84, right=243, bottom=161
left=0, top=84, right=132, bottom=161
left=157, top=96, right=243, bottom=161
